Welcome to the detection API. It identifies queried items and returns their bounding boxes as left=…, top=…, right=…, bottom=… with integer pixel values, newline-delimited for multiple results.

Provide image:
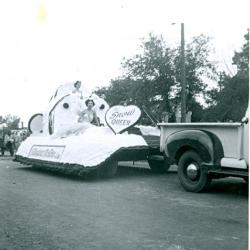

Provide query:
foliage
left=96, top=33, right=217, bottom=123
left=95, top=78, right=138, bottom=106
left=121, top=34, right=177, bottom=117
left=96, top=31, right=248, bottom=124
left=233, top=32, right=249, bottom=77
left=174, top=34, right=217, bottom=110
left=0, top=114, right=20, bottom=131
left=203, top=30, right=249, bottom=122
left=95, top=78, right=155, bottom=124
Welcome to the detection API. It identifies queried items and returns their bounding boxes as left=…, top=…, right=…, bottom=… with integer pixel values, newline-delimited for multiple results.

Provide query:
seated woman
left=78, top=99, right=100, bottom=126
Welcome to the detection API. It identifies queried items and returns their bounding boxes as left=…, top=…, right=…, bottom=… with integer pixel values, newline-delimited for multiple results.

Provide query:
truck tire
left=99, top=160, right=118, bottom=178
left=178, top=150, right=211, bottom=192
left=148, top=156, right=170, bottom=173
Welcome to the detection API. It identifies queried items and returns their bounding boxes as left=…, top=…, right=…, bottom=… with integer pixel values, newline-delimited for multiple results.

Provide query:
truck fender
left=164, top=129, right=224, bottom=166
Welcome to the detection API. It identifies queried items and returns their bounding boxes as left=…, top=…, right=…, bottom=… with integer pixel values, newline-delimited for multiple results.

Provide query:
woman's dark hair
left=74, top=81, right=81, bottom=88
left=85, top=99, right=95, bottom=106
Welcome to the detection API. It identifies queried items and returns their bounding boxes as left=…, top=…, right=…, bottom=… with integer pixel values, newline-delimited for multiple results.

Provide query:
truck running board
left=209, top=169, right=248, bottom=177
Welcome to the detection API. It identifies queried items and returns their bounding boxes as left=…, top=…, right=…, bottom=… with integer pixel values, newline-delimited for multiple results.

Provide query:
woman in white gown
left=72, top=80, right=83, bottom=99
left=78, top=99, right=100, bottom=126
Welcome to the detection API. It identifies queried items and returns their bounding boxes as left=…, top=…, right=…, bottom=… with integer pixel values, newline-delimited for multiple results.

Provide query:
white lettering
left=109, top=109, right=135, bottom=120
left=111, top=119, right=131, bottom=126
left=29, top=146, right=65, bottom=160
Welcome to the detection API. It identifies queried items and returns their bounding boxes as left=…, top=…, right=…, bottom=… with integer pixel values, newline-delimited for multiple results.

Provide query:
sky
left=0, top=0, right=249, bottom=126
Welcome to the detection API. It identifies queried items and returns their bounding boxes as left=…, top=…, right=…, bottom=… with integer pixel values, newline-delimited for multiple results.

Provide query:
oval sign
left=105, top=105, right=141, bottom=134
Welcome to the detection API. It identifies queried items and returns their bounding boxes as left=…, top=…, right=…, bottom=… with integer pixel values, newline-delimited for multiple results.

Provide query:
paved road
left=0, top=157, right=248, bottom=250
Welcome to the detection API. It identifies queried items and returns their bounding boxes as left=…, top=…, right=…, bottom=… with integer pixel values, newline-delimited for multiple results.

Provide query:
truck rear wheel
left=178, top=150, right=211, bottom=192
left=148, top=155, right=170, bottom=173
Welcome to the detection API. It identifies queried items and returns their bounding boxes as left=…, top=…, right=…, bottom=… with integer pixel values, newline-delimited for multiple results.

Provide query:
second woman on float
left=78, top=99, right=100, bottom=126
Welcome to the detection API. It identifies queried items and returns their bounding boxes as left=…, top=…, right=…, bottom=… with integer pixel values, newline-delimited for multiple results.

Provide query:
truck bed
left=158, top=122, right=242, bottom=159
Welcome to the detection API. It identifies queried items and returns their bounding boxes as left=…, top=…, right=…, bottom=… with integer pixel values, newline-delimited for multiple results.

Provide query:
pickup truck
left=157, top=108, right=249, bottom=192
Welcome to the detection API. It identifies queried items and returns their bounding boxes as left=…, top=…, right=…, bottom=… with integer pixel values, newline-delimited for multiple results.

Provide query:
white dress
left=78, top=109, right=95, bottom=123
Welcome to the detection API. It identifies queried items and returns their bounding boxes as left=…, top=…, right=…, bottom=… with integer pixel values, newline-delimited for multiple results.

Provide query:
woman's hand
left=78, top=110, right=86, bottom=122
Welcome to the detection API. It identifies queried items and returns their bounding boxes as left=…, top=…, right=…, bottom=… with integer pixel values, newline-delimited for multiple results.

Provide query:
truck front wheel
left=178, top=150, right=211, bottom=192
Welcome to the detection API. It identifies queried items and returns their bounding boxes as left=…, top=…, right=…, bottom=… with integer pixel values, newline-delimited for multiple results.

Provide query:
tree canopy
left=0, top=114, right=20, bottom=131
left=203, top=30, right=249, bottom=122
left=95, top=33, right=218, bottom=123
left=95, top=31, right=249, bottom=124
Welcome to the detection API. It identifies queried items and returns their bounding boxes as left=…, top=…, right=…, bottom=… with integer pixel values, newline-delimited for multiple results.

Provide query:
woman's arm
left=78, top=110, right=86, bottom=122
left=93, top=111, right=100, bottom=126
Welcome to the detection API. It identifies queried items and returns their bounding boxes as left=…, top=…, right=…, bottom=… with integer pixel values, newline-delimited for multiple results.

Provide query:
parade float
left=15, top=81, right=168, bottom=177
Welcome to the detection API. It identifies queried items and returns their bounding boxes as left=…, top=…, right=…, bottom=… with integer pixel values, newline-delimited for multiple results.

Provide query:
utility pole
left=180, top=23, right=186, bottom=122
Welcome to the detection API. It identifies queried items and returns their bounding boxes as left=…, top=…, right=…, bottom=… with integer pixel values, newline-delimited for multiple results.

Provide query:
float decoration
left=28, top=113, right=43, bottom=134
left=15, top=81, right=161, bottom=177
left=105, top=105, right=142, bottom=134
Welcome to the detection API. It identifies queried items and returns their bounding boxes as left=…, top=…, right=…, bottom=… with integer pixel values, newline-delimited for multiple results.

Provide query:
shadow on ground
left=15, top=162, right=171, bottom=182
left=207, top=178, right=248, bottom=196
left=15, top=162, right=248, bottom=196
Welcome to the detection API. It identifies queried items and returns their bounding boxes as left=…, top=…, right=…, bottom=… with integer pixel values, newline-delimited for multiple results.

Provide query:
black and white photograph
left=0, top=0, right=249, bottom=249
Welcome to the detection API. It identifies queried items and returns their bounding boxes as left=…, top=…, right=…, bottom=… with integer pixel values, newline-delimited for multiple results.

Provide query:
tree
left=95, top=78, right=138, bottom=106
left=95, top=33, right=218, bottom=123
left=203, top=30, right=249, bottom=122
left=233, top=31, right=249, bottom=78
left=1, top=114, right=20, bottom=130
left=174, top=34, right=217, bottom=112
left=95, top=78, right=156, bottom=124
left=121, top=33, right=177, bottom=119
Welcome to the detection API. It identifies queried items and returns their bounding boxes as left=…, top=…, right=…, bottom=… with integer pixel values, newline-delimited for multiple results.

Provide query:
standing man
left=3, top=131, right=15, bottom=156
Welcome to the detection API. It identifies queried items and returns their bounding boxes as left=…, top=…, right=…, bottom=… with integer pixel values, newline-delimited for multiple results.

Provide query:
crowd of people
left=0, top=129, right=28, bottom=157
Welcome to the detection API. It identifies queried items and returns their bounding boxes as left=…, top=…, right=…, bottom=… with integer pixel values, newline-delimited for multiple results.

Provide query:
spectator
left=3, top=131, right=15, bottom=156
